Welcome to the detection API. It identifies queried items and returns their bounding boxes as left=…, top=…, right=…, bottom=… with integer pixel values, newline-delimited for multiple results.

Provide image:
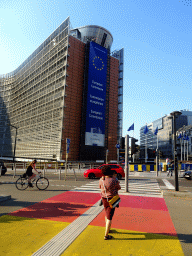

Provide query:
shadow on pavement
left=178, top=234, right=192, bottom=244
left=110, top=230, right=177, bottom=240
left=7, top=200, right=91, bottom=220
left=0, top=198, right=39, bottom=217
left=110, top=230, right=192, bottom=244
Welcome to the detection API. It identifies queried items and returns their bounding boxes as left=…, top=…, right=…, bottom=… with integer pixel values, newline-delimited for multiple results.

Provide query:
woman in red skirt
left=99, top=165, right=121, bottom=240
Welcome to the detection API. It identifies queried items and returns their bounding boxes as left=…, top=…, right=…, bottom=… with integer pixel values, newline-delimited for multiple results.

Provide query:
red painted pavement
left=9, top=191, right=101, bottom=222
left=90, top=195, right=177, bottom=236
left=119, top=195, right=168, bottom=211
left=8, top=192, right=177, bottom=236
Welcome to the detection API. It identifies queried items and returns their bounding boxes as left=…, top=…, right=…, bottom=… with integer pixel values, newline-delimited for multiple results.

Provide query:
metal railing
left=2, top=161, right=102, bottom=180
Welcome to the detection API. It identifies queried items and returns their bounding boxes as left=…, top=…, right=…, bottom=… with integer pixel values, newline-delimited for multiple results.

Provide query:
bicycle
left=15, top=172, right=49, bottom=190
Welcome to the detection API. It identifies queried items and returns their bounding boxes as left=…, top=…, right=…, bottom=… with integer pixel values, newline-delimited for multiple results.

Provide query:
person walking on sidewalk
left=99, top=165, right=121, bottom=240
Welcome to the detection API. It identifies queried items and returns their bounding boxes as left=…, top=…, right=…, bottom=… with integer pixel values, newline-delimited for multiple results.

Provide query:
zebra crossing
left=72, top=179, right=162, bottom=197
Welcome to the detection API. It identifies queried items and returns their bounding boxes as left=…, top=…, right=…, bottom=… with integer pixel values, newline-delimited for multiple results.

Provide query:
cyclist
left=26, top=160, right=40, bottom=187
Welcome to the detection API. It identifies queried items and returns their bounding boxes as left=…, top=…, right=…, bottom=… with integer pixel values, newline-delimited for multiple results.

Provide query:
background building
left=177, top=125, right=192, bottom=161
left=0, top=17, right=123, bottom=162
left=140, top=110, right=192, bottom=161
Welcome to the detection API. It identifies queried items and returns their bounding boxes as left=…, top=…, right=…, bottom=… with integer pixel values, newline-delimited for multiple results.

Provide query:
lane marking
left=72, top=180, right=162, bottom=197
left=162, top=179, right=175, bottom=189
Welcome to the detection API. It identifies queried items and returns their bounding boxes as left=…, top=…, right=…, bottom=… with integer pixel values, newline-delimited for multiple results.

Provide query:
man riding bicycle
left=26, top=160, right=40, bottom=187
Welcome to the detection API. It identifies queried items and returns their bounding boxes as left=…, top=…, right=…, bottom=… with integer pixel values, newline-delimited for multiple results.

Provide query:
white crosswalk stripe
left=72, top=179, right=162, bottom=197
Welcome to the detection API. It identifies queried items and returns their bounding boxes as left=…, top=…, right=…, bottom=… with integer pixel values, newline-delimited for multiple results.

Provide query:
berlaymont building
left=0, top=17, right=124, bottom=162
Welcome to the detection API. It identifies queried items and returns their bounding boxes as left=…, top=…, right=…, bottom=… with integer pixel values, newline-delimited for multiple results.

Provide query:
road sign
left=66, top=138, right=70, bottom=153
left=116, top=144, right=120, bottom=149
left=67, top=144, right=70, bottom=154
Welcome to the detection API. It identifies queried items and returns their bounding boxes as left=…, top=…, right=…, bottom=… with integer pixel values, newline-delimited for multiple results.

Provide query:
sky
left=0, top=0, right=192, bottom=143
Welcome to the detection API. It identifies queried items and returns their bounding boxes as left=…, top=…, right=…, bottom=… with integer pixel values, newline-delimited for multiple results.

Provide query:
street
left=0, top=171, right=192, bottom=255
left=1, top=170, right=192, bottom=217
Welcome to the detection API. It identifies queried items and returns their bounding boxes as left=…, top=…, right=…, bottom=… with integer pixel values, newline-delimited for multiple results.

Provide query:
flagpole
left=145, top=134, right=147, bottom=163
left=144, top=125, right=148, bottom=163
left=156, top=134, right=158, bottom=177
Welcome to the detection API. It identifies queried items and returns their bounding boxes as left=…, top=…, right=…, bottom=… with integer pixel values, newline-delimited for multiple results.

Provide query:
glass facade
left=140, top=113, right=190, bottom=159
left=0, top=17, right=70, bottom=160
left=0, top=18, right=120, bottom=161
left=70, top=25, right=113, bottom=49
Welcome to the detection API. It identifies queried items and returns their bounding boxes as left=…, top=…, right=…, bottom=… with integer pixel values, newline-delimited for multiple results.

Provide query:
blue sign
left=85, top=42, right=108, bottom=147
left=67, top=144, right=70, bottom=153
left=66, top=138, right=70, bottom=153
left=116, top=144, right=120, bottom=149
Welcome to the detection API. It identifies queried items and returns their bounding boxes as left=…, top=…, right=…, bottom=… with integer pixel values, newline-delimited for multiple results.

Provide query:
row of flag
left=128, top=123, right=190, bottom=140
left=178, top=133, right=189, bottom=141
left=127, top=123, right=158, bottom=135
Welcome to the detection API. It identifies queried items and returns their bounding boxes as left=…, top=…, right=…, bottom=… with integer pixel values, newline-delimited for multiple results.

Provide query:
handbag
left=108, top=195, right=121, bottom=208
left=102, top=180, right=121, bottom=208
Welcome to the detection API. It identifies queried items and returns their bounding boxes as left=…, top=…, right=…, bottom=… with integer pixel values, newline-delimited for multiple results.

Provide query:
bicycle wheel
left=36, top=177, right=49, bottom=190
left=15, top=177, right=29, bottom=190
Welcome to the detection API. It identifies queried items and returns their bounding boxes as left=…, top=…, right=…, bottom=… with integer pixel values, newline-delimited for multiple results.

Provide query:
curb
left=161, top=190, right=192, bottom=198
left=0, top=195, right=11, bottom=202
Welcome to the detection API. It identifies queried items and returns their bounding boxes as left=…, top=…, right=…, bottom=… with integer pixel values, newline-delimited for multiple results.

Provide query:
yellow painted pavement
left=0, top=215, right=70, bottom=256
left=62, top=225, right=184, bottom=256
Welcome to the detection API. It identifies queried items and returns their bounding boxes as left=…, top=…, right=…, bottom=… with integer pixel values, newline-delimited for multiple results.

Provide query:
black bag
left=21, top=173, right=27, bottom=178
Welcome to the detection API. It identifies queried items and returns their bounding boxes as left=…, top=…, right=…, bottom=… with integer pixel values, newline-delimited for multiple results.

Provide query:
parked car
left=0, top=162, right=7, bottom=175
left=84, top=164, right=125, bottom=180
left=183, top=170, right=192, bottom=180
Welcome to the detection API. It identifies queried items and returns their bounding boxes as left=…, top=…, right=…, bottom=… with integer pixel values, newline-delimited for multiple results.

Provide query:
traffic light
left=131, top=138, right=138, bottom=155
left=120, top=137, right=125, bottom=149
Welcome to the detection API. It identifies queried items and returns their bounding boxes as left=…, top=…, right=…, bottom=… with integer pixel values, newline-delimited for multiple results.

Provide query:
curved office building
left=0, top=17, right=123, bottom=161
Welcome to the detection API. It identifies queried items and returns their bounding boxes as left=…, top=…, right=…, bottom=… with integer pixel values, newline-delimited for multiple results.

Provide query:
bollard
left=59, top=167, right=61, bottom=180
left=79, top=163, right=81, bottom=174
left=0, top=166, right=2, bottom=177
left=13, top=164, right=16, bottom=178
left=73, top=169, right=77, bottom=181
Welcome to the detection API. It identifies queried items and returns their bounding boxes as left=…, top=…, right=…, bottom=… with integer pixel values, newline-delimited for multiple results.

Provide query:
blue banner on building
left=85, top=42, right=108, bottom=147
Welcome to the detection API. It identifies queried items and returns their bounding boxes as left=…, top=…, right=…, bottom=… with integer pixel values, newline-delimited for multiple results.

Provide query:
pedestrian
left=99, top=170, right=119, bottom=206
left=99, top=165, right=121, bottom=240
left=167, top=160, right=173, bottom=177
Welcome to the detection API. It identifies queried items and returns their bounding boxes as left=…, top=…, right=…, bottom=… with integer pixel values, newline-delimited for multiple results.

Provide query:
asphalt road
left=0, top=173, right=88, bottom=216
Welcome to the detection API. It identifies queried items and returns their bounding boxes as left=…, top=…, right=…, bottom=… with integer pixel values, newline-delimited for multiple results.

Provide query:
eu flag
left=144, top=125, right=149, bottom=134
left=128, top=123, right=134, bottom=131
left=154, top=127, right=158, bottom=135
left=178, top=133, right=182, bottom=139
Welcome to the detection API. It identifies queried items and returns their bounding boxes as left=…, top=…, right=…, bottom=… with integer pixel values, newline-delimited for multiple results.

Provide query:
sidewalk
left=0, top=188, right=189, bottom=256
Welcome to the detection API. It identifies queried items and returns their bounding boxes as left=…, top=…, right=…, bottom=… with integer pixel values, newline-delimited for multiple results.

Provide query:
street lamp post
left=125, top=135, right=129, bottom=192
left=13, top=127, right=18, bottom=165
left=7, top=124, right=18, bottom=171
left=170, top=111, right=182, bottom=191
